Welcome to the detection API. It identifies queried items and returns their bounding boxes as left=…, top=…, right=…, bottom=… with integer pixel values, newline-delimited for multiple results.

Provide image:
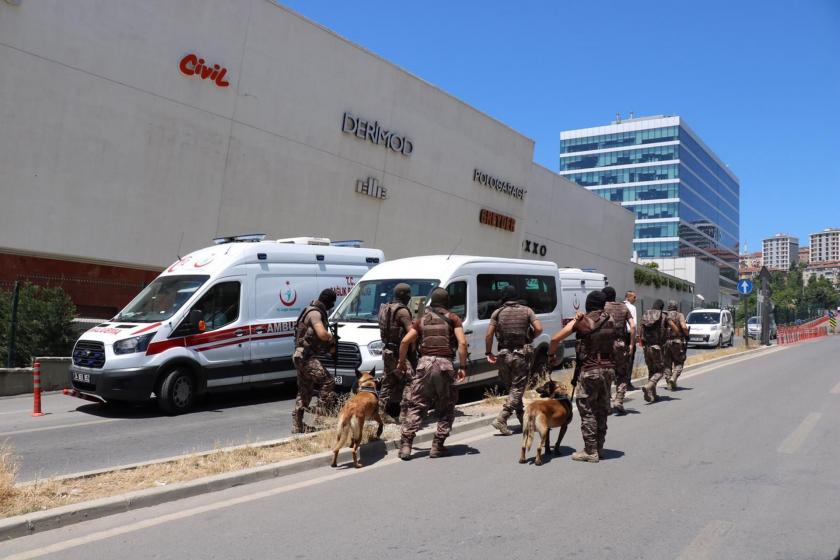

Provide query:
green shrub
left=0, top=284, right=77, bottom=367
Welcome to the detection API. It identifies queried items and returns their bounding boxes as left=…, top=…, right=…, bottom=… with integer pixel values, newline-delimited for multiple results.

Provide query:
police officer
left=486, top=285, right=543, bottom=435
left=377, top=283, right=414, bottom=423
left=602, top=287, right=634, bottom=414
left=397, top=288, right=468, bottom=460
left=291, top=289, right=338, bottom=434
left=640, top=299, right=672, bottom=403
left=549, top=291, right=616, bottom=463
left=663, top=300, right=689, bottom=390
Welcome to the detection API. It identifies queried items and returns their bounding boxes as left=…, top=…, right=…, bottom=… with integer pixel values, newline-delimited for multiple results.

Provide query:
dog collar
left=358, top=385, right=379, bottom=399
left=553, top=394, right=571, bottom=402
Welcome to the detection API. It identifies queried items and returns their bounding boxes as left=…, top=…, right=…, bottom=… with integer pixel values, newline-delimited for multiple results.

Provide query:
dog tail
left=522, top=407, right=535, bottom=451
left=333, top=415, right=352, bottom=451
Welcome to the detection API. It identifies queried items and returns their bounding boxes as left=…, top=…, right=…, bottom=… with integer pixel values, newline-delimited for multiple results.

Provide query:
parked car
left=69, top=236, right=384, bottom=413
left=331, top=255, right=606, bottom=388
left=747, top=316, right=777, bottom=339
left=685, top=308, right=735, bottom=348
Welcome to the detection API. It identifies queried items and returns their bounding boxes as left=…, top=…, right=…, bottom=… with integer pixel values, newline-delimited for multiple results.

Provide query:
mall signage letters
left=522, top=239, right=547, bottom=257
left=341, top=112, right=414, bottom=156
left=479, top=209, right=516, bottom=232
left=473, top=169, right=527, bottom=200
left=356, top=176, right=387, bottom=200
left=179, top=53, right=230, bottom=88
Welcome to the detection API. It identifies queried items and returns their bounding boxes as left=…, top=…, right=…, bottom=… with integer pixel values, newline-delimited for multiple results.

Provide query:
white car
left=331, top=255, right=606, bottom=388
left=68, top=236, right=384, bottom=413
left=685, top=308, right=735, bottom=348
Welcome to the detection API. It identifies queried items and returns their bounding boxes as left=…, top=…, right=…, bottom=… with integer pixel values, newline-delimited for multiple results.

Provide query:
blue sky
left=280, top=0, right=840, bottom=254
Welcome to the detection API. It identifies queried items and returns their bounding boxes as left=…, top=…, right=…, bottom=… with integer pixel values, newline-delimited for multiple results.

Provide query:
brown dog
left=330, top=370, right=384, bottom=468
left=519, top=379, right=574, bottom=465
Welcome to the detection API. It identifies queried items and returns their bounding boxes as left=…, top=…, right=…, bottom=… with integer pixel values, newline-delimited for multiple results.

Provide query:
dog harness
left=358, top=385, right=379, bottom=399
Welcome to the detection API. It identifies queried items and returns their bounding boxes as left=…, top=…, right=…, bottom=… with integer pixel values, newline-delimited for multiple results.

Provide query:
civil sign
left=737, top=279, right=753, bottom=295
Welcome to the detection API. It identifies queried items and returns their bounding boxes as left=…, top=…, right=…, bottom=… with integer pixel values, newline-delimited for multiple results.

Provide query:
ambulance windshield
left=114, top=275, right=209, bottom=323
left=332, top=279, right=439, bottom=322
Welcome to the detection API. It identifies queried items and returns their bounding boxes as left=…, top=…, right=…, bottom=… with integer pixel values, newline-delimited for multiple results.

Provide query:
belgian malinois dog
left=519, top=379, right=573, bottom=465
left=330, top=370, right=384, bottom=468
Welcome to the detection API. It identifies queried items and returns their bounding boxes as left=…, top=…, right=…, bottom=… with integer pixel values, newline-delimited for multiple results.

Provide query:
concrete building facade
left=762, top=234, right=799, bottom=271
left=0, top=0, right=634, bottom=317
left=810, top=228, right=840, bottom=263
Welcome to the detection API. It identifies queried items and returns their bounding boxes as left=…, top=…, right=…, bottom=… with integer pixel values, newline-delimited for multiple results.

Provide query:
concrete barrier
left=0, top=357, right=71, bottom=396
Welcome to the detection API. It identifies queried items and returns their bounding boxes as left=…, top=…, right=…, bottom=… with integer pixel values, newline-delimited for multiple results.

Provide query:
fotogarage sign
left=473, top=169, right=527, bottom=200
left=341, top=112, right=414, bottom=156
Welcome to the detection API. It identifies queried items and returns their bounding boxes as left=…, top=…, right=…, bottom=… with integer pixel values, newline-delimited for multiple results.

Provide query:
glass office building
left=559, top=115, right=740, bottom=296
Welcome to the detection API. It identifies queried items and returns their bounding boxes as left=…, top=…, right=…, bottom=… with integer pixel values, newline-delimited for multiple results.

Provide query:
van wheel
left=157, top=368, right=195, bottom=415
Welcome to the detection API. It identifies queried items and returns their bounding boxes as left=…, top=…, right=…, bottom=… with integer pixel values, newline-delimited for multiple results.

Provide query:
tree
left=804, top=276, right=840, bottom=311
left=0, top=284, right=77, bottom=367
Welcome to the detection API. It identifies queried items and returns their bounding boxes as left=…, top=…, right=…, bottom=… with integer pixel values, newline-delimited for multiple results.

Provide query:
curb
left=0, top=409, right=495, bottom=541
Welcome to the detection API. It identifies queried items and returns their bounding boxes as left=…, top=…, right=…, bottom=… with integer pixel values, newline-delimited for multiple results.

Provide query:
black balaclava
left=318, top=288, right=337, bottom=311
left=394, top=283, right=411, bottom=305
left=653, top=299, right=665, bottom=311
left=585, top=291, right=607, bottom=312
left=602, top=286, right=617, bottom=303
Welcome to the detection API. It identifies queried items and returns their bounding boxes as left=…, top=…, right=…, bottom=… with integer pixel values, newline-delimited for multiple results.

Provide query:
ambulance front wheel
left=157, top=367, right=195, bottom=415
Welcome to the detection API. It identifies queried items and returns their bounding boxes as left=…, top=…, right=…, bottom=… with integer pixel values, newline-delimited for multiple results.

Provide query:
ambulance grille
left=72, top=340, right=106, bottom=369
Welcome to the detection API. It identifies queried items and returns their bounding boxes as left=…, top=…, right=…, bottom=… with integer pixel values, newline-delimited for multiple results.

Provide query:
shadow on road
left=410, top=444, right=480, bottom=459
left=599, top=448, right=625, bottom=460
left=69, top=384, right=299, bottom=419
left=331, top=439, right=389, bottom=470
left=650, top=395, right=680, bottom=403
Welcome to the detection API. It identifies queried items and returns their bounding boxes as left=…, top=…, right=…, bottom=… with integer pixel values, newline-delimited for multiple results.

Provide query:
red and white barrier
left=32, top=360, right=45, bottom=417
left=778, top=317, right=830, bottom=346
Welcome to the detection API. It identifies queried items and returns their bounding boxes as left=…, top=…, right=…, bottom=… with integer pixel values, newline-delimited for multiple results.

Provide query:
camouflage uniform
left=400, top=306, right=461, bottom=444
left=490, top=302, right=537, bottom=432
left=641, top=308, right=667, bottom=402
left=664, top=309, right=688, bottom=387
left=573, top=310, right=616, bottom=457
left=378, top=301, right=414, bottom=421
left=604, top=301, right=631, bottom=412
left=292, top=300, right=337, bottom=432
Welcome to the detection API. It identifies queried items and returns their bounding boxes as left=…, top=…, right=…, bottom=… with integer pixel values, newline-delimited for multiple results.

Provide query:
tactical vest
left=665, top=310, right=687, bottom=340
left=294, top=301, right=330, bottom=357
left=580, top=310, right=616, bottom=359
left=604, top=302, right=629, bottom=338
left=493, top=302, right=532, bottom=350
left=641, top=309, right=666, bottom=346
left=378, top=302, right=409, bottom=348
left=418, top=307, right=455, bottom=357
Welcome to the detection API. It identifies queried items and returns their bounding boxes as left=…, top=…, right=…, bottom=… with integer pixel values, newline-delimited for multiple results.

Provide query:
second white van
left=330, top=255, right=606, bottom=388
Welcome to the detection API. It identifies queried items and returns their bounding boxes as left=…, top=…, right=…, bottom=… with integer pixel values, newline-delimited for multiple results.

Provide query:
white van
left=330, top=255, right=606, bottom=388
left=68, top=236, right=384, bottom=413
left=686, top=308, right=735, bottom=348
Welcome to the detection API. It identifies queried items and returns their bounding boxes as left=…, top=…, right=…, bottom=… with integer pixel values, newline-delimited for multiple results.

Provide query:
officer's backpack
left=641, top=308, right=666, bottom=346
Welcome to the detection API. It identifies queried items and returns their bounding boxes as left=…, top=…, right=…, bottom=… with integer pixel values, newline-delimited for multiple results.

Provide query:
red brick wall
left=0, top=252, right=161, bottom=318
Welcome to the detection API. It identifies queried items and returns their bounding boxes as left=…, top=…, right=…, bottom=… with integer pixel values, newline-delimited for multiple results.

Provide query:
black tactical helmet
left=501, top=285, right=518, bottom=302
left=318, top=288, right=337, bottom=310
left=394, top=283, right=411, bottom=304
left=653, top=299, right=665, bottom=310
left=602, top=286, right=617, bottom=302
left=585, top=291, right=607, bottom=312
left=429, top=287, right=449, bottom=308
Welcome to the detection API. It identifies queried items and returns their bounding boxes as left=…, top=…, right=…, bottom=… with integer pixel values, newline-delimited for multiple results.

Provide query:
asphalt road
left=2, top=336, right=837, bottom=560
left=0, top=338, right=760, bottom=481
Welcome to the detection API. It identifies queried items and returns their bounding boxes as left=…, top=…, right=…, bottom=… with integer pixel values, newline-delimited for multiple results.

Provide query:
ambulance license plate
left=73, top=371, right=91, bottom=383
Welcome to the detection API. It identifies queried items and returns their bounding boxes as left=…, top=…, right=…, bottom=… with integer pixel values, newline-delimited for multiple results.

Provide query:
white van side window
left=446, top=281, right=468, bottom=320
left=192, top=282, right=241, bottom=331
left=477, top=274, right=557, bottom=319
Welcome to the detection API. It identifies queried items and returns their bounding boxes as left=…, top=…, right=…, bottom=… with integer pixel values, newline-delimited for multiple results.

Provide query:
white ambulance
left=68, top=236, right=384, bottom=413
left=329, top=255, right=606, bottom=388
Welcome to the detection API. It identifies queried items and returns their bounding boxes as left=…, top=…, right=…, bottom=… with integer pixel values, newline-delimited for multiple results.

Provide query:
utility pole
left=759, top=266, right=772, bottom=346
left=6, top=281, right=21, bottom=368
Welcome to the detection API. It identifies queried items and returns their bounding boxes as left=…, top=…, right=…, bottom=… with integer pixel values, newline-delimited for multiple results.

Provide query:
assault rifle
left=328, top=321, right=340, bottom=379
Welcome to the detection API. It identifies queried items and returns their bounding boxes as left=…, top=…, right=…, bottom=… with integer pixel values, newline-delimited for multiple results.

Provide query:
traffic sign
left=737, top=279, right=753, bottom=295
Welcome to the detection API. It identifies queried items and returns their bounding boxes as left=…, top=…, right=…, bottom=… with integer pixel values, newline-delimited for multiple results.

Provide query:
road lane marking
left=3, top=429, right=493, bottom=559
left=830, top=381, right=840, bottom=395
left=777, top=412, right=822, bottom=454
left=0, top=419, right=118, bottom=438
left=676, top=520, right=734, bottom=560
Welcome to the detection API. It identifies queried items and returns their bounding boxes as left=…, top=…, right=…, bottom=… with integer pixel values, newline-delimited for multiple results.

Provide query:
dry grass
left=0, top=402, right=401, bottom=520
